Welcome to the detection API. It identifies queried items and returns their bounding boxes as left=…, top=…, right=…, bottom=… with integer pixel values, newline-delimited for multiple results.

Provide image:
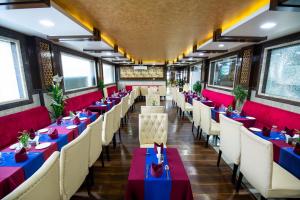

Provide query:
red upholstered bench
left=106, top=85, right=118, bottom=97
left=242, top=100, right=300, bottom=130
left=125, top=85, right=133, bottom=91
left=202, top=89, right=235, bottom=107
left=0, top=106, right=51, bottom=149
left=64, top=91, right=103, bottom=115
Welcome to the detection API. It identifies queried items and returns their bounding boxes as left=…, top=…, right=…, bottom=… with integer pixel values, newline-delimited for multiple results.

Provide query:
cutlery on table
left=146, top=148, right=150, bottom=155
left=165, top=165, right=169, bottom=180
left=146, top=164, right=149, bottom=179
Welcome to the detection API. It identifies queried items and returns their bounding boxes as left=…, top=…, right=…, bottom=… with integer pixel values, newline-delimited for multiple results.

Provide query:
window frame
left=208, top=55, right=238, bottom=90
left=57, top=48, right=98, bottom=95
left=257, top=39, right=300, bottom=105
left=0, top=27, right=33, bottom=111
left=102, top=61, right=116, bottom=86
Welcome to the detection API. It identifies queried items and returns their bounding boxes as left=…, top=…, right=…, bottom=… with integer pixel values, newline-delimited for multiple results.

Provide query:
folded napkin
left=29, top=128, right=36, bottom=140
left=214, top=104, right=220, bottom=110
left=154, top=142, right=164, bottom=154
left=86, top=110, right=92, bottom=116
left=15, top=147, right=28, bottom=163
left=197, top=97, right=201, bottom=101
left=226, top=110, right=232, bottom=117
left=104, top=100, right=107, bottom=104
left=150, top=163, right=163, bottom=178
left=73, top=116, right=81, bottom=125
left=48, top=129, right=58, bottom=139
left=284, top=127, right=295, bottom=137
left=294, top=142, right=300, bottom=155
left=240, top=110, right=246, bottom=117
left=262, top=127, right=271, bottom=137
left=56, top=116, right=63, bottom=125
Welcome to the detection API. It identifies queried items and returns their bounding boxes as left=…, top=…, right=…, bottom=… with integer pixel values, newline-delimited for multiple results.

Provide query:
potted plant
left=177, top=79, right=184, bottom=92
left=48, top=75, right=67, bottom=119
left=98, top=79, right=105, bottom=96
left=232, top=85, right=248, bottom=111
left=193, top=81, right=202, bottom=95
left=18, top=131, right=30, bottom=149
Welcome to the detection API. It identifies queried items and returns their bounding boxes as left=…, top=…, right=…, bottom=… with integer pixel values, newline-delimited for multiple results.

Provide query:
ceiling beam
left=83, top=49, right=114, bottom=53
left=47, top=28, right=101, bottom=42
left=0, top=0, right=50, bottom=9
left=193, top=45, right=228, bottom=53
left=270, top=0, right=300, bottom=12
left=213, top=28, right=267, bottom=42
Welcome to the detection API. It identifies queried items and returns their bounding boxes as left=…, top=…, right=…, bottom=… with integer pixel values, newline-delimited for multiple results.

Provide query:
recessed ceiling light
left=218, top=44, right=225, bottom=48
left=198, top=53, right=204, bottom=56
left=105, top=52, right=112, bottom=56
left=260, top=22, right=277, bottom=29
left=189, top=57, right=193, bottom=60
left=39, top=19, right=55, bottom=27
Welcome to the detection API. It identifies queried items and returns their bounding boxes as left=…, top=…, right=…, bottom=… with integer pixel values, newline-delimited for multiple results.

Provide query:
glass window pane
left=0, top=37, right=28, bottom=105
left=263, top=43, right=300, bottom=101
left=103, top=63, right=115, bottom=84
left=61, top=53, right=96, bottom=91
left=209, top=56, right=237, bottom=89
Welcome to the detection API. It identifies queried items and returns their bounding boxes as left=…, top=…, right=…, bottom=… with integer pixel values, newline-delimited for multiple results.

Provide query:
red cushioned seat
left=0, top=106, right=51, bottom=149
left=242, top=100, right=300, bottom=130
left=106, top=85, right=118, bottom=97
left=125, top=85, right=132, bottom=91
left=202, top=89, right=235, bottom=107
left=64, top=91, right=103, bottom=115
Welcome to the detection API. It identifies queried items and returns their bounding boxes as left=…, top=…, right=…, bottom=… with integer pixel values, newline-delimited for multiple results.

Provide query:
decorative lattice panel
left=240, top=48, right=252, bottom=87
left=39, top=41, right=54, bottom=88
left=120, top=66, right=164, bottom=79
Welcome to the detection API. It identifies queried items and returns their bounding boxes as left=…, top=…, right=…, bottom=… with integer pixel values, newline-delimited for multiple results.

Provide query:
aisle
left=72, top=100, right=255, bottom=200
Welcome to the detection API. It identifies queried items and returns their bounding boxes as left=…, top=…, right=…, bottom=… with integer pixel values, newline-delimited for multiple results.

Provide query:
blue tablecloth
left=254, top=131, right=285, bottom=141
left=39, top=133, right=68, bottom=151
left=279, top=147, right=300, bottom=179
left=144, top=148, right=172, bottom=200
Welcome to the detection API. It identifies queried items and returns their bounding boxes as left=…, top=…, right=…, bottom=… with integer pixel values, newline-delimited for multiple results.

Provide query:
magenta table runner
left=126, top=148, right=193, bottom=200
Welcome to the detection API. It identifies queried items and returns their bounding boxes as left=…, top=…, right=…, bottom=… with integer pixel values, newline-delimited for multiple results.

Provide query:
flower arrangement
left=98, top=79, right=105, bottom=96
left=193, top=81, right=202, bottom=95
left=48, top=75, right=67, bottom=119
left=18, top=131, right=30, bottom=149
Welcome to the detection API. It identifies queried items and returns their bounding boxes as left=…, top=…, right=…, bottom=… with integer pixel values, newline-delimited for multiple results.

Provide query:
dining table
left=125, top=148, right=193, bottom=200
left=250, top=129, right=300, bottom=179
left=0, top=112, right=97, bottom=199
left=87, top=100, right=115, bottom=114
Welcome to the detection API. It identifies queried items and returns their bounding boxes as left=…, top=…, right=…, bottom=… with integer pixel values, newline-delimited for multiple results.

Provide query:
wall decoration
left=239, top=48, right=252, bottom=87
left=39, top=41, right=54, bottom=89
left=119, top=66, right=165, bottom=80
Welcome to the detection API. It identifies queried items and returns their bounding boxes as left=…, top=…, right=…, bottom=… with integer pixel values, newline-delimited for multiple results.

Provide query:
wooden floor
left=72, top=100, right=256, bottom=200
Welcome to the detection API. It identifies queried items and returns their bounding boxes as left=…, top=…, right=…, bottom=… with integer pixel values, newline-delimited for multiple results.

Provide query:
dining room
left=0, top=0, right=300, bottom=200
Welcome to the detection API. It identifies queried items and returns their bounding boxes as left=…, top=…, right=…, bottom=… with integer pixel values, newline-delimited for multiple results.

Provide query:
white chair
left=102, top=107, right=115, bottom=161
left=158, top=85, right=166, bottom=99
left=146, top=94, right=160, bottom=106
left=113, top=101, right=122, bottom=143
left=132, top=86, right=140, bottom=99
left=120, top=94, right=130, bottom=124
left=139, top=113, right=168, bottom=148
left=60, top=128, right=91, bottom=200
left=140, top=86, right=148, bottom=98
left=3, top=152, right=60, bottom=200
left=170, top=87, right=178, bottom=106
left=183, top=83, right=189, bottom=92
left=128, top=91, right=135, bottom=111
left=192, top=99, right=201, bottom=138
left=103, top=87, right=108, bottom=98
left=218, top=114, right=243, bottom=183
left=199, top=102, right=220, bottom=147
left=178, top=93, right=193, bottom=118
left=141, top=106, right=165, bottom=114
left=148, top=87, right=159, bottom=95
left=88, top=115, right=104, bottom=168
left=236, top=127, right=300, bottom=199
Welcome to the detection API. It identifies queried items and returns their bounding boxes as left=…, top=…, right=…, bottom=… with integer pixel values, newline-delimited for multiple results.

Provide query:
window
left=61, top=52, right=97, bottom=91
left=190, top=64, right=202, bottom=90
left=103, top=63, right=115, bottom=84
left=258, top=41, right=300, bottom=102
left=208, top=56, right=237, bottom=89
left=0, top=37, right=28, bottom=105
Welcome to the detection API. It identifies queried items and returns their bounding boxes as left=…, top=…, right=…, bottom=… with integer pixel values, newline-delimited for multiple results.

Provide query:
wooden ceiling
left=53, top=0, right=269, bottom=61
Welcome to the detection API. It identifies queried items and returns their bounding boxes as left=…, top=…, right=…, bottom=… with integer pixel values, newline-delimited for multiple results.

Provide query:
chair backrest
left=60, top=128, right=91, bottom=200
left=200, top=102, right=211, bottom=134
left=139, top=113, right=168, bottom=146
left=140, top=86, right=148, bottom=96
left=141, top=106, right=165, bottom=114
left=240, top=126, right=273, bottom=197
left=158, top=85, right=166, bottom=96
left=183, top=83, right=189, bottom=92
left=3, top=152, right=60, bottom=200
left=146, top=94, right=160, bottom=106
left=87, top=115, right=103, bottom=167
left=192, top=99, right=201, bottom=127
left=178, top=93, right=185, bottom=109
left=129, top=91, right=135, bottom=106
left=121, top=94, right=130, bottom=117
left=148, top=87, right=159, bottom=95
left=102, top=107, right=115, bottom=146
left=132, top=86, right=140, bottom=97
left=219, top=114, right=243, bottom=165
left=113, top=102, right=122, bottom=133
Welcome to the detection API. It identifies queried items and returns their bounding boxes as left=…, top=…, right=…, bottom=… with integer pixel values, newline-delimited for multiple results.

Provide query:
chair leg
left=199, top=129, right=202, bottom=140
left=236, top=172, right=244, bottom=193
left=105, top=146, right=110, bottom=161
left=182, top=111, right=184, bottom=119
left=113, top=134, right=116, bottom=149
left=89, top=166, right=95, bottom=186
left=100, top=152, right=104, bottom=167
left=118, top=128, right=122, bottom=143
left=196, top=126, right=199, bottom=138
left=206, top=135, right=210, bottom=147
left=121, top=118, right=124, bottom=127
left=232, top=164, right=238, bottom=184
left=260, top=195, right=267, bottom=200
left=192, top=121, right=194, bottom=133
left=217, top=150, right=222, bottom=167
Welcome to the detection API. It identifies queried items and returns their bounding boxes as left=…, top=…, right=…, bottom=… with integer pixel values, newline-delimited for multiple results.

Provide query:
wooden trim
left=270, top=0, right=300, bottom=12
left=47, top=28, right=101, bottom=42
left=213, top=28, right=267, bottom=43
left=0, top=0, right=50, bottom=9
